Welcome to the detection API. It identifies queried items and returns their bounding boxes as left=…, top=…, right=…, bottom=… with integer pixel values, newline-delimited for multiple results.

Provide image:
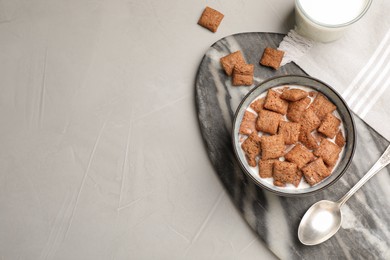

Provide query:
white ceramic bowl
left=232, top=75, right=356, bottom=196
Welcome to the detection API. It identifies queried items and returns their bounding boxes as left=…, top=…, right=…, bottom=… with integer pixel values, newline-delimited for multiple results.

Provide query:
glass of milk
left=295, top=0, right=372, bottom=42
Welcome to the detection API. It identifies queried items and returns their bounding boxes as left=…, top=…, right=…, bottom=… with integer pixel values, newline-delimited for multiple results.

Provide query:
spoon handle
left=337, top=145, right=390, bottom=207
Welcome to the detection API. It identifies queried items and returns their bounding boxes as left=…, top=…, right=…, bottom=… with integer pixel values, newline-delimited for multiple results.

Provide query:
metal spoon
left=298, top=145, right=390, bottom=245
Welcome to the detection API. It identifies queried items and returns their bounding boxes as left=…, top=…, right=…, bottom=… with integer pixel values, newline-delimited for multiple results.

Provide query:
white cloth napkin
left=281, top=0, right=390, bottom=141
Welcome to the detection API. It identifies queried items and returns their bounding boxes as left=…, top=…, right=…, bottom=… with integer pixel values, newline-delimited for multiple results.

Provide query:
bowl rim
left=232, top=75, right=356, bottom=197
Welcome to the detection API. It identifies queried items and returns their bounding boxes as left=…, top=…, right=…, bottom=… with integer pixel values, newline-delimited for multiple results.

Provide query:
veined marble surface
left=196, top=32, right=390, bottom=259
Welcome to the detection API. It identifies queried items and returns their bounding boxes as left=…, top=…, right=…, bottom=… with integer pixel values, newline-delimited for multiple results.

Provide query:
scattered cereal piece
left=310, top=93, right=337, bottom=120
left=314, top=139, right=342, bottom=166
left=220, top=51, right=245, bottom=76
left=261, top=135, right=285, bottom=160
left=299, top=129, right=319, bottom=150
left=197, top=6, right=224, bottom=33
left=233, top=62, right=253, bottom=75
left=318, top=113, right=341, bottom=138
left=259, top=47, right=284, bottom=70
left=250, top=98, right=265, bottom=113
left=232, top=63, right=254, bottom=86
left=278, top=121, right=301, bottom=145
left=335, top=130, right=346, bottom=147
left=273, top=161, right=301, bottom=187
left=239, top=111, right=257, bottom=135
left=287, top=97, right=311, bottom=122
left=241, top=132, right=262, bottom=167
left=264, top=89, right=289, bottom=115
left=302, top=158, right=331, bottom=186
left=232, top=74, right=253, bottom=86
left=280, top=89, right=308, bottom=101
left=256, top=109, right=282, bottom=135
left=259, top=159, right=277, bottom=178
left=285, top=143, right=315, bottom=169
left=299, top=108, right=321, bottom=131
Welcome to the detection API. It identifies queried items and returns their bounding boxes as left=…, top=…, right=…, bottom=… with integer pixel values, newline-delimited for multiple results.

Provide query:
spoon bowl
left=298, top=145, right=390, bottom=245
left=298, top=200, right=342, bottom=245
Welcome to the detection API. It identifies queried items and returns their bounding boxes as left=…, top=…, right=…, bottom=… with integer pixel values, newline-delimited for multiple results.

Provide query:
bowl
left=232, top=75, right=356, bottom=196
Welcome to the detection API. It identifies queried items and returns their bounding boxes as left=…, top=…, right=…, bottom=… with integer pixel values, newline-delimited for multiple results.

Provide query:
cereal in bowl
left=238, top=85, right=345, bottom=188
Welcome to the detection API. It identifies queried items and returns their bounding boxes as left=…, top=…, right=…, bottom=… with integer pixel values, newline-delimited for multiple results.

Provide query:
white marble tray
left=195, top=32, right=390, bottom=259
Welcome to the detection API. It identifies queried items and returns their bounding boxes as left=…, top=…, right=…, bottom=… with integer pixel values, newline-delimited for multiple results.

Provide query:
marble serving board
left=195, top=32, right=390, bottom=259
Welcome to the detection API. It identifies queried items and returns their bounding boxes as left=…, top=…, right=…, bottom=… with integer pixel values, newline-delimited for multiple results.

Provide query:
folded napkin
left=279, top=0, right=390, bottom=141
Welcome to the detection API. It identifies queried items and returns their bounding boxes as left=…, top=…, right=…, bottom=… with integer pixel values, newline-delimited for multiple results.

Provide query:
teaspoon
left=298, top=145, right=390, bottom=245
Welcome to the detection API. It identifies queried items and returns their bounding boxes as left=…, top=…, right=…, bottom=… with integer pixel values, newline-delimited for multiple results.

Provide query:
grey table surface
left=1, top=1, right=293, bottom=259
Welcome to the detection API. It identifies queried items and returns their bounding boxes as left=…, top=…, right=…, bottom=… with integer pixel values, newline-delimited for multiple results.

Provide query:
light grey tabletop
left=2, top=0, right=383, bottom=259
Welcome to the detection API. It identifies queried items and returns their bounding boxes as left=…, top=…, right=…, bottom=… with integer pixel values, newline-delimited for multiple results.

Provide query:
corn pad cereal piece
left=280, top=89, right=308, bottom=101
left=259, top=159, right=277, bottom=178
left=261, top=135, right=285, bottom=160
left=313, top=131, right=327, bottom=144
left=256, top=109, right=282, bottom=135
left=299, top=108, right=321, bottom=131
left=310, top=93, right=337, bottom=120
left=287, top=97, right=311, bottom=122
left=299, top=129, right=319, bottom=150
left=241, top=132, right=261, bottom=167
left=197, top=6, right=224, bottom=33
left=259, top=47, right=284, bottom=70
left=285, top=143, right=315, bottom=169
left=250, top=98, right=265, bottom=113
left=233, top=63, right=254, bottom=75
left=220, top=51, right=245, bottom=76
left=302, top=158, right=331, bottom=186
left=232, top=63, right=254, bottom=86
left=264, top=89, right=289, bottom=115
left=318, top=113, right=341, bottom=138
left=314, top=139, right=342, bottom=166
left=335, top=130, right=346, bottom=147
left=274, top=180, right=285, bottom=187
left=239, top=111, right=257, bottom=135
left=232, top=74, right=253, bottom=86
left=278, top=121, right=301, bottom=145
left=273, top=161, right=301, bottom=187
